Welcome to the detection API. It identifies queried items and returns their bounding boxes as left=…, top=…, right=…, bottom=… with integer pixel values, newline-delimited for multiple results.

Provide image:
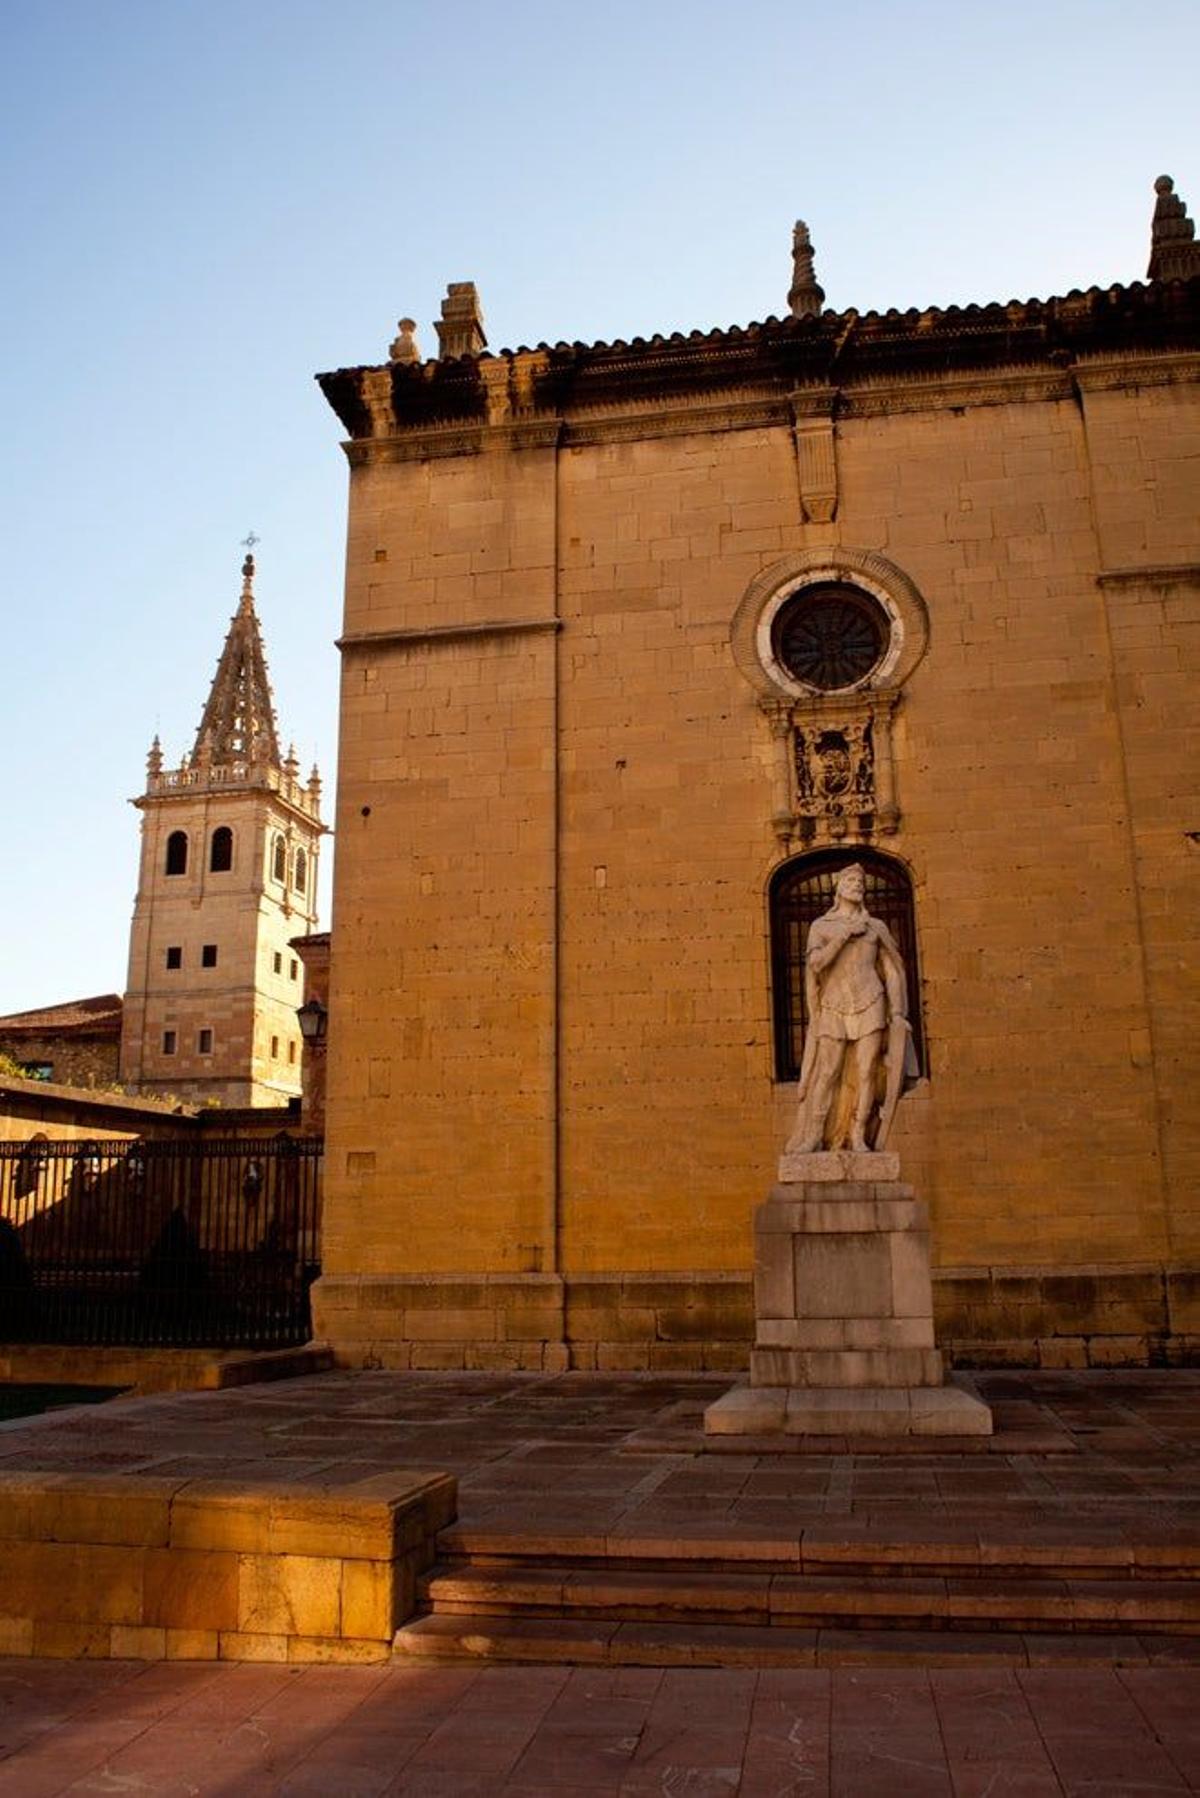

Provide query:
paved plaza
left=1, top=1368, right=1199, bottom=1791
left=4, top=1658, right=1200, bottom=1794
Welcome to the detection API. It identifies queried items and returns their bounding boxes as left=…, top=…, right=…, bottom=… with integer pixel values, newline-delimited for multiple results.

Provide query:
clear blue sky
left=1, top=0, right=1196, bottom=1015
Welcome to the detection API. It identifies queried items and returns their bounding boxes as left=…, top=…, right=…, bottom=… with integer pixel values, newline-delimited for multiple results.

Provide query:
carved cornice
left=346, top=417, right=562, bottom=466
left=839, top=366, right=1075, bottom=418
left=562, top=393, right=788, bottom=446
left=1072, top=351, right=1200, bottom=393
left=319, top=278, right=1200, bottom=444
left=337, top=617, right=561, bottom=654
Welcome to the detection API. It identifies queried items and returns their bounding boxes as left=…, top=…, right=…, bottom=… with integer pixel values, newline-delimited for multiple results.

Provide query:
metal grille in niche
left=769, top=851, right=924, bottom=1083
left=772, top=583, right=889, bottom=690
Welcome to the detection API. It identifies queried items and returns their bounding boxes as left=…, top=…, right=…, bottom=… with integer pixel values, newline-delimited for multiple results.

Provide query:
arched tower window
left=293, top=847, right=307, bottom=895
left=769, top=849, right=924, bottom=1083
left=209, top=826, right=233, bottom=872
left=165, top=831, right=188, bottom=876
left=271, top=834, right=286, bottom=884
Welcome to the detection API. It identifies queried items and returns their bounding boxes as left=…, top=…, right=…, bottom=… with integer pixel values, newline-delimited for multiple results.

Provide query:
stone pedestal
left=705, top=1153, right=992, bottom=1439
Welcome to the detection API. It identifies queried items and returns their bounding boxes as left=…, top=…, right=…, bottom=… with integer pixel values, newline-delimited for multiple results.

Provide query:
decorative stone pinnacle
left=389, top=317, right=421, bottom=364
left=147, top=735, right=163, bottom=778
left=788, top=220, right=825, bottom=319
left=240, top=553, right=255, bottom=608
left=434, top=282, right=487, bottom=360
left=284, top=743, right=300, bottom=780
left=1148, top=174, right=1200, bottom=282
left=308, top=763, right=322, bottom=794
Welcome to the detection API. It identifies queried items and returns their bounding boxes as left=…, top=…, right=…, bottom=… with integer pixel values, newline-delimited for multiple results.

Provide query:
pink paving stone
left=931, top=1669, right=1065, bottom=1797
left=1120, top=1668, right=1200, bottom=1782
left=1019, top=1667, right=1192, bottom=1793
left=739, top=1668, right=832, bottom=1793
left=830, top=1668, right=952, bottom=1797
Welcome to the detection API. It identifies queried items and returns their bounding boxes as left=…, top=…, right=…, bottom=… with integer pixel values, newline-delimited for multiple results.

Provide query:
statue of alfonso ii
left=784, top=863, right=919, bottom=1155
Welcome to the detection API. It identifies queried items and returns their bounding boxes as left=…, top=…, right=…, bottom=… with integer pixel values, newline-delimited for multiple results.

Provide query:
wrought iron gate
left=0, top=1137, right=322, bottom=1348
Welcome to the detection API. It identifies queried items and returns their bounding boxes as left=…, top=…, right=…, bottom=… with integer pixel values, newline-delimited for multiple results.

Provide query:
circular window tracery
left=771, top=583, right=889, bottom=691
left=730, top=549, right=930, bottom=702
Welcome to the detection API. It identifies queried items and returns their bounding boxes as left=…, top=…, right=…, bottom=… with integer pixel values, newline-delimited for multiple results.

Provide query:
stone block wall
left=315, top=292, right=1199, bottom=1367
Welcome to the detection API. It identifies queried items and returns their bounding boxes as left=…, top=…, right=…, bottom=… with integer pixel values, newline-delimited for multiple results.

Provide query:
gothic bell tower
left=120, top=554, right=326, bottom=1106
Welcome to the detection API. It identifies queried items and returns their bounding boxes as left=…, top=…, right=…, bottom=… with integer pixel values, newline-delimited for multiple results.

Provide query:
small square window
left=289, top=958, right=298, bottom=980
left=270, top=1035, right=279, bottom=1059
left=162, top=1030, right=177, bottom=1055
left=198, top=1028, right=213, bottom=1054
left=165, top=946, right=182, bottom=970
left=273, top=951, right=282, bottom=975
left=201, top=944, right=218, bottom=968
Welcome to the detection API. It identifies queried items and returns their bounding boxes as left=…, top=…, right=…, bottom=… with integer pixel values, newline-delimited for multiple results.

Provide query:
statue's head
left=834, top=863, right=866, bottom=902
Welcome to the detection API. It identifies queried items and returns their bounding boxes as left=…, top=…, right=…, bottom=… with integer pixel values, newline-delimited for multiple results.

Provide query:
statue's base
left=778, top=1148, right=899, bottom=1183
left=705, top=1173, right=993, bottom=1441
left=705, top=1378, right=992, bottom=1438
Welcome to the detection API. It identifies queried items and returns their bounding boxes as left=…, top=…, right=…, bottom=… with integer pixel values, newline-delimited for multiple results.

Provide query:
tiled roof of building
left=0, top=994, right=124, bottom=1037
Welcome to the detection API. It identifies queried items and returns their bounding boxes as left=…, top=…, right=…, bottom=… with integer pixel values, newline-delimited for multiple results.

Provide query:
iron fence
left=0, top=1136, right=322, bottom=1348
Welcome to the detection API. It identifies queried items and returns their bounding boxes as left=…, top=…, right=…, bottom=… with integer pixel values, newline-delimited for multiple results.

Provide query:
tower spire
left=192, top=552, right=280, bottom=767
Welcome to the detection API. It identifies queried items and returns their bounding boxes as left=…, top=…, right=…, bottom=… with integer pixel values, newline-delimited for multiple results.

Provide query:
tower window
left=288, top=1040, right=297, bottom=1065
left=289, top=958, right=298, bottom=980
left=165, top=831, right=188, bottom=876
left=198, top=1028, right=213, bottom=1054
left=210, top=826, right=233, bottom=872
left=165, top=946, right=182, bottom=970
left=162, top=1030, right=177, bottom=1056
left=201, top=944, right=218, bottom=968
left=273, top=951, right=282, bottom=974
left=270, top=1035, right=279, bottom=1059
left=294, top=847, right=307, bottom=894
left=272, top=834, right=286, bottom=883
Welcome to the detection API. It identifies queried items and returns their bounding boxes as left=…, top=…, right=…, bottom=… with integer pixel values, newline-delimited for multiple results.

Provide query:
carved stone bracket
left=790, top=388, right=838, bottom=523
left=762, top=689, right=901, bottom=846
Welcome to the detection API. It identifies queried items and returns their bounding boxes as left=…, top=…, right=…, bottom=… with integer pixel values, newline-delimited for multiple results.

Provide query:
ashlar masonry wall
left=315, top=295, right=1200, bottom=1370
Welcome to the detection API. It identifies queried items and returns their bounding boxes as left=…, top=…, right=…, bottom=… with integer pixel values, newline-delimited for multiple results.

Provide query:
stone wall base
left=0, top=1468, right=456, bottom=1663
left=311, top=1266, right=1200, bottom=1372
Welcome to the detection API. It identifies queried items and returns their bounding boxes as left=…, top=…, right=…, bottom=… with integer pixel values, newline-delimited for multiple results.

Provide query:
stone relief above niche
left=730, top=549, right=929, bottom=847
left=763, top=691, right=899, bottom=845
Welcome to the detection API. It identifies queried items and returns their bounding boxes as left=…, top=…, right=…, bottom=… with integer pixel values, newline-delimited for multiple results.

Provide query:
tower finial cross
left=241, top=531, right=260, bottom=552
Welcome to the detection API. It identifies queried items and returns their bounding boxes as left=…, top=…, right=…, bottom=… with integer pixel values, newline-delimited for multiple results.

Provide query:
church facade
left=119, top=555, right=326, bottom=1107
left=312, top=179, right=1200, bottom=1370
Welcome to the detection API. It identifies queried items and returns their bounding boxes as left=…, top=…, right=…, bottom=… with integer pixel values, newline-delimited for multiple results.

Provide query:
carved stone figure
left=785, top=863, right=917, bottom=1153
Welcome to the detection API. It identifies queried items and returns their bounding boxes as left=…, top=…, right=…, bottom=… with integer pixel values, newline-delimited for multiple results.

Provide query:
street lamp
left=296, top=996, right=328, bottom=1044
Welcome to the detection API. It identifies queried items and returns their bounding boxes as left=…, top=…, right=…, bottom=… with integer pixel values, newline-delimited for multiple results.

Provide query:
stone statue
left=785, top=863, right=917, bottom=1154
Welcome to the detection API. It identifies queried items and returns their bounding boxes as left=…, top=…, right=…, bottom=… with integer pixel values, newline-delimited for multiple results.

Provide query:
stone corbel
left=790, top=388, right=838, bottom=524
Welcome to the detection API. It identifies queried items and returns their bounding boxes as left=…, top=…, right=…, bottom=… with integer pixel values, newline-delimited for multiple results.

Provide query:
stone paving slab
left=2, top=1660, right=1200, bottom=1792
left=0, top=1368, right=1198, bottom=1564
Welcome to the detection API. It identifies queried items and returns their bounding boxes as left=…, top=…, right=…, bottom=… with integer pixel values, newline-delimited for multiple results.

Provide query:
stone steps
left=393, top=1612, right=1190, bottom=1670
left=392, top=1531, right=1200, bottom=1667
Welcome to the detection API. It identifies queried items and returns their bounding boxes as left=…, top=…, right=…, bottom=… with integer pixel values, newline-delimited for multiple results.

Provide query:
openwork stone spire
left=1148, top=175, right=1200, bottom=282
left=788, top=220, right=825, bottom=319
left=192, top=554, right=280, bottom=767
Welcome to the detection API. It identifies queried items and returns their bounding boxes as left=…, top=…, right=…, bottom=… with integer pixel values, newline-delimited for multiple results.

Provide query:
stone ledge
left=0, top=1467, right=456, bottom=1663
left=0, top=1343, right=333, bottom=1396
